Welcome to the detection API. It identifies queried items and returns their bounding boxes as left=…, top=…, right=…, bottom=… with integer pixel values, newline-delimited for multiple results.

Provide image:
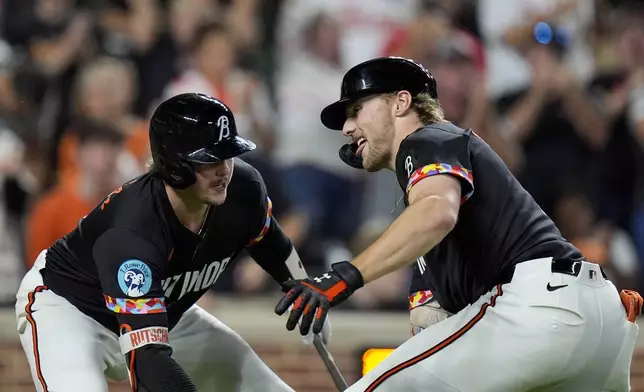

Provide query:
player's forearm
left=352, top=196, right=455, bottom=283
left=248, top=220, right=302, bottom=284
left=117, top=313, right=196, bottom=391
left=133, top=345, right=198, bottom=392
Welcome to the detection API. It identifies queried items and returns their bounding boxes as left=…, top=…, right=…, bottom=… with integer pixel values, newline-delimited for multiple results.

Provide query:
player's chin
left=362, top=156, right=384, bottom=172
left=203, top=187, right=228, bottom=206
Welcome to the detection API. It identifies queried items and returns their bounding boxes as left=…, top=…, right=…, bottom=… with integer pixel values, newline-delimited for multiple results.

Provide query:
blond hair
left=72, top=56, right=137, bottom=113
left=384, top=92, right=446, bottom=125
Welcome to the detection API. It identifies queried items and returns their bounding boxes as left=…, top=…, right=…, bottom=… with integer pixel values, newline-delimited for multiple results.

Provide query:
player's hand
left=275, top=261, right=364, bottom=336
left=301, top=312, right=332, bottom=345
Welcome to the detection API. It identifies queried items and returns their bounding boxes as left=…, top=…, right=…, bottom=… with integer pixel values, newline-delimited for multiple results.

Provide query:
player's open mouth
left=211, top=182, right=227, bottom=191
left=356, top=137, right=367, bottom=156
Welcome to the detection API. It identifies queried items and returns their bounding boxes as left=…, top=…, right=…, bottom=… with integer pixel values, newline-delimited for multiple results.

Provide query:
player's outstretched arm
left=245, top=202, right=298, bottom=287
left=352, top=174, right=461, bottom=283
left=274, top=175, right=461, bottom=336
left=243, top=165, right=307, bottom=287
left=245, top=190, right=332, bottom=343
left=94, top=229, right=198, bottom=392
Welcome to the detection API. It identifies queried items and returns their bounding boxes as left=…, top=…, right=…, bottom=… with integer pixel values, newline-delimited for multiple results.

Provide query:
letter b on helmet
left=149, top=93, right=256, bottom=189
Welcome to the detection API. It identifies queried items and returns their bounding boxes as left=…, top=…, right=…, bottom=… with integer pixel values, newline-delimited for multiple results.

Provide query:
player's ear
left=394, top=91, right=413, bottom=117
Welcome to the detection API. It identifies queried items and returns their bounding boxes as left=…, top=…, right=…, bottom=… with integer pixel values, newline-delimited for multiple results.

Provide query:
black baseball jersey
left=396, top=123, right=583, bottom=314
left=40, top=159, right=293, bottom=391
left=44, top=158, right=289, bottom=332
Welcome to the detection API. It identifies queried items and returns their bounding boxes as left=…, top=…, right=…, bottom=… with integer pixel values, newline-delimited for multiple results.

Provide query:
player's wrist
left=331, top=261, right=364, bottom=293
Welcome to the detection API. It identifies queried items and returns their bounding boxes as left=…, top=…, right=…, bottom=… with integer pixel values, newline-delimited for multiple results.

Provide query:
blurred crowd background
left=0, top=0, right=643, bottom=315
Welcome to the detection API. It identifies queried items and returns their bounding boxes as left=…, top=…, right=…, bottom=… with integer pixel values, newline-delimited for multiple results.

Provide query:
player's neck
left=389, top=118, right=425, bottom=171
left=164, top=184, right=209, bottom=233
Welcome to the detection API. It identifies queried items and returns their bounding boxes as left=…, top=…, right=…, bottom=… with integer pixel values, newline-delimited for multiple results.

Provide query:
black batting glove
left=274, top=261, right=364, bottom=336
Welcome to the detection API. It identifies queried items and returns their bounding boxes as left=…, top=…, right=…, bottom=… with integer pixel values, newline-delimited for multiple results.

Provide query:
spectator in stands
left=57, top=56, right=145, bottom=187
left=95, top=0, right=168, bottom=116
left=3, top=0, right=95, bottom=78
left=3, top=0, right=99, bottom=163
left=24, top=120, right=124, bottom=268
left=553, top=189, right=639, bottom=291
left=382, top=1, right=452, bottom=64
left=477, top=0, right=596, bottom=100
left=94, top=0, right=257, bottom=116
left=274, top=11, right=365, bottom=269
left=0, top=46, right=49, bottom=305
left=426, top=33, right=524, bottom=172
left=163, top=22, right=276, bottom=153
left=495, top=37, right=609, bottom=217
left=276, top=0, right=419, bottom=71
left=590, top=1, right=644, bottom=287
left=224, top=0, right=262, bottom=60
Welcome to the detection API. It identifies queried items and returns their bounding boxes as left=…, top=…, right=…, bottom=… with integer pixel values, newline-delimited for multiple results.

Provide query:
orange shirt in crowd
left=24, top=180, right=96, bottom=267
left=573, top=238, right=608, bottom=266
left=57, top=120, right=150, bottom=185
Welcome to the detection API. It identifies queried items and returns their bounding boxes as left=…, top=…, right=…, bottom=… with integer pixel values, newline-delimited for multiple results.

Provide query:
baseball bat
left=312, top=334, right=349, bottom=391
left=283, top=249, right=348, bottom=390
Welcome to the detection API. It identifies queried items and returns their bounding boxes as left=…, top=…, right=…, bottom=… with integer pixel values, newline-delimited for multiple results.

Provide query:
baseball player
left=275, top=57, right=643, bottom=391
left=16, top=93, right=329, bottom=392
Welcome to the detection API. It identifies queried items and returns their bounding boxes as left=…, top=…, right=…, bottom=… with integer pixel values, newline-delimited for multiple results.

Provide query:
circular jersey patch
left=117, top=260, right=152, bottom=297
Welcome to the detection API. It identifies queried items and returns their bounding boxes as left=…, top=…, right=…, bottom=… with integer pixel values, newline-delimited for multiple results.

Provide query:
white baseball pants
left=15, top=251, right=294, bottom=392
left=348, top=258, right=638, bottom=392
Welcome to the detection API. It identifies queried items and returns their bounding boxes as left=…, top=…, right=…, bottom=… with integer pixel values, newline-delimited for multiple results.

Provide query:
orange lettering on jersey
left=100, top=186, right=123, bottom=210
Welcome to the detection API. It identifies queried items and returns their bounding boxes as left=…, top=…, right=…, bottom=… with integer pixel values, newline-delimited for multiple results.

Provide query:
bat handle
left=313, top=334, right=349, bottom=391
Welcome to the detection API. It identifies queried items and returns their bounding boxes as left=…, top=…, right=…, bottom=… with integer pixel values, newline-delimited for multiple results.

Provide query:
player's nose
left=217, top=159, right=234, bottom=177
left=203, top=160, right=231, bottom=178
left=215, top=165, right=230, bottom=178
left=342, top=118, right=357, bottom=138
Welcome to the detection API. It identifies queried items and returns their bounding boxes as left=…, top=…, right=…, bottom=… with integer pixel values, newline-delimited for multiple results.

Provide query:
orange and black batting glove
left=274, top=261, right=364, bottom=336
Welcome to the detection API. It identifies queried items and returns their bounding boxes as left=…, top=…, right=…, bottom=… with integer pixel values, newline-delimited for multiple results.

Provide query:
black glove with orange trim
left=275, top=261, right=364, bottom=335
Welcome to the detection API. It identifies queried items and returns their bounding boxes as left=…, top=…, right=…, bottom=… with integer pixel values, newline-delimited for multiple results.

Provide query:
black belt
left=552, top=258, right=583, bottom=276
left=502, top=258, right=607, bottom=284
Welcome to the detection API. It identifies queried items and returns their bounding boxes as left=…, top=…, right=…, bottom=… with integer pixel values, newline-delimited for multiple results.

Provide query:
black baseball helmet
left=149, top=93, right=256, bottom=189
left=320, top=57, right=438, bottom=169
left=320, top=56, right=438, bottom=131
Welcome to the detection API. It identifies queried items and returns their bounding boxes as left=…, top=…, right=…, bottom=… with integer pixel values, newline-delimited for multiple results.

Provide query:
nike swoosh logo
left=546, top=283, right=568, bottom=292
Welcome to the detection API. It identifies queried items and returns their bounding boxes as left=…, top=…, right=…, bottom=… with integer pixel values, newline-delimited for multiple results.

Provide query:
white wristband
left=119, top=326, right=170, bottom=355
left=285, top=247, right=308, bottom=280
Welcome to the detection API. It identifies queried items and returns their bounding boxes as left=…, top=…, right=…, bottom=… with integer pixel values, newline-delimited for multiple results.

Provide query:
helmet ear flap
left=164, top=159, right=196, bottom=189
left=152, top=149, right=196, bottom=189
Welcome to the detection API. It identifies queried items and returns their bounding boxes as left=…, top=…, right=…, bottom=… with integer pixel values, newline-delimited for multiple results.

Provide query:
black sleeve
left=94, top=229, right=197, bottom=392
left=396, top=126, right=475, bottom=203
left=245, top=173, right=293, bottom=285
